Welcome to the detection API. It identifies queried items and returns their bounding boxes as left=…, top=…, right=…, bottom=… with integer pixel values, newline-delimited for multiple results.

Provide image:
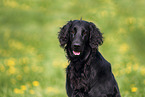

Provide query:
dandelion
left=29, top=90, right=35, bottom=94
left=140, top=68, right=145, bottom=75
left=8, top=67, right=16, bottom=75
left=62, top=62, right=69, bottom=68
left=53, top=60, right=68, bottom=68
left=21, top=85, right=27, bottom=91
left=0, top=65, right=5, bottom=72
left=125, top=66, right=131, bottom=74
left=8, top=40, right=24, bottom=50
left=21, top=4, right=30, bottom=10
left=133, top=63, right=139, bottom=71
left=14, top=88, right=20, bottom=94
left=53, top=60, right=61, bottom=67
left=119, top=69, right=125, bottom=76
left=4, top=1, right=19, bottom=8
left=7, top=58, right=16, bottom=67
left=131, top=87, right=138, bottom=92
left=100, top=11, right=108, bottom=17
left=32, top=81, right=39, bottom=86
left=125, top=63, right=132, bottom=74
left=114, top=71, right=118, bottom=77
left=22, top=57, right=29, bottom=64
left=47, top=87, right=60, bottom=94
left=14, top=88, right=24, bottom=94
left=19, top=90, right=24, bottom=94
left=126, top=17, right=136, bottom=24
left=118, top=28, right=126, bottom=34
left=119, top=43, right=129, bottom=53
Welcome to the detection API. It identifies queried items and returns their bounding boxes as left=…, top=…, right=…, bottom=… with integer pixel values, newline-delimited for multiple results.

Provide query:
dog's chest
left=68, top=63, right=91, bottom=92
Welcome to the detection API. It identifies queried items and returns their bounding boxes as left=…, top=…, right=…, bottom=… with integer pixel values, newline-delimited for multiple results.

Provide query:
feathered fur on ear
left=89, top=22, right=103, bottom=51
left=58, top=21, right=72, bottom=48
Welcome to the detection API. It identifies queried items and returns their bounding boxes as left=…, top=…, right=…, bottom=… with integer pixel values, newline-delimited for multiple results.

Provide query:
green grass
left=0, top=0, right=145, bottom=97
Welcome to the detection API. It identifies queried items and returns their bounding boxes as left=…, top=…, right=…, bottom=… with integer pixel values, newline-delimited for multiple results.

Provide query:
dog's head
left=58, top=20, right=103, bottom=59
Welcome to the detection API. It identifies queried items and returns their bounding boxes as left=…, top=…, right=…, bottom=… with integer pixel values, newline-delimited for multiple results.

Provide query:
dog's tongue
left=73, top=51, right=80, bottom=55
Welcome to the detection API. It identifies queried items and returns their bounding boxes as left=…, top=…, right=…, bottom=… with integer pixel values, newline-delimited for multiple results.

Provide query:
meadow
left=0, top=0, right=145, bottom=97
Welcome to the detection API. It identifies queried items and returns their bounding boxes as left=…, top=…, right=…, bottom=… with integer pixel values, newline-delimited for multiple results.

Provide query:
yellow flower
left=14, top=88, right=24, bottom=94
left=7, top=58, right=16, bottom=67
left=4, top=1, right=19, bottom=8
left=21, top=4, right=30, bottom=10
left=29, top=90, right=35, bottom=94
left=126, top=17, right=136, bottom=24
left=47, top=87, right=60, bottom=93
left=8, top=67, right=16, bottom=75
left=32, top=81, right=39, bottom=86
left=53, top=60, right=61, bottom=67
left=22, top=57, right=29, bottom=64
left=62, top=62, right=69, bottom=68
left=0, top=65, right=5, bottom=72
left=21, top=85, right=27, bottom=91
left=119, top=43, right=129, bottom=53
left=114, top=71, right=118, bottom=77
left=14, top=88, right=19, bottom=94
left=140, top=68, right=145, bottom=75
left=131, top=87, right=138, bottom=92
left=20, top=90, right=24, bottom=94
left=8, top=40, right=24, bottom=50
left=53, top=60, right=68, bottom=68
left=125, top=65, right=132, bottom=74
left=118, top=28, right=126, bottom=34
left=133, top=63, right=139, bottom=71
left=100, top=11, right=108, bottom=17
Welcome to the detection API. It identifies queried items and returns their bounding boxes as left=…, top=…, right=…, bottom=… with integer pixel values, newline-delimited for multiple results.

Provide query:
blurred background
left=0, top=0, right=145, bottom=97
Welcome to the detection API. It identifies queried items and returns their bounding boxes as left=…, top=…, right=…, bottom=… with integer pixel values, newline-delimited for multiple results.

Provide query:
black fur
left=58, top=20, right=121, bottom=97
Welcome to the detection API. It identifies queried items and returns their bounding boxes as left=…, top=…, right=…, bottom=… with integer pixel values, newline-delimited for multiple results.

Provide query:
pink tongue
left=73, top=51, right=80, bottom=55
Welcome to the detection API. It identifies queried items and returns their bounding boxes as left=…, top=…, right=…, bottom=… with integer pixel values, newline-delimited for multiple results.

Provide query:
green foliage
left=0, top=0, right=144, bottom=97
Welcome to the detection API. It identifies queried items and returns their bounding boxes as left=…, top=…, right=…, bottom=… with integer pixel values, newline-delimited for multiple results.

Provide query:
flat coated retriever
left=58, top=20, right=121, bottom=97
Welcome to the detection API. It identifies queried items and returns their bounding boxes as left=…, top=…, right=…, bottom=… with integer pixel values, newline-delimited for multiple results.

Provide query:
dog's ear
left=89, top=22, right=103, bottom=50
left=58, top=21, right=72, bottom=48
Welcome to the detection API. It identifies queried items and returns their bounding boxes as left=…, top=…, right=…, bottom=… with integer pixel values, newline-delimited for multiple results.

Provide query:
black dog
left=58, top=20, right=121, bottom=97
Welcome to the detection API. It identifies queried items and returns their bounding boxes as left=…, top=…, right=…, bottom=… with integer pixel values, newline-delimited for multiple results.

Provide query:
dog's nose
left=73, top=43, right=81, bottom=48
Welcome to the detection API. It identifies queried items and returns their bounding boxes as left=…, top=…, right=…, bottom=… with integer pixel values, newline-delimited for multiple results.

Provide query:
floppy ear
left=89, top=22, right=103, bottom=50
left=58, top=21, right=72, bottom=48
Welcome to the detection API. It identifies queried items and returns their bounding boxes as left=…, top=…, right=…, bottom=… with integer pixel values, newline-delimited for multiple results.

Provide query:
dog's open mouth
left=73, top=51, right=80, bottom=56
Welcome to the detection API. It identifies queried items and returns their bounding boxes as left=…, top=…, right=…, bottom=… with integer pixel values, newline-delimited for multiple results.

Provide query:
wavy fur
left=58, top=20, right=121, bottom=97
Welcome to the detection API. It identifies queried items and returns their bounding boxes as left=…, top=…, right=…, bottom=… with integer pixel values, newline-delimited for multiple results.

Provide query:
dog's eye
left=74, top=27, right=77, bottom=32
left=71, top=27, right=77, bottom=34
left=83, top=31, right=86, bottom=34
left=82, top=30, right=87, bottom=35
left=71, top=31, right=75, bottom=34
